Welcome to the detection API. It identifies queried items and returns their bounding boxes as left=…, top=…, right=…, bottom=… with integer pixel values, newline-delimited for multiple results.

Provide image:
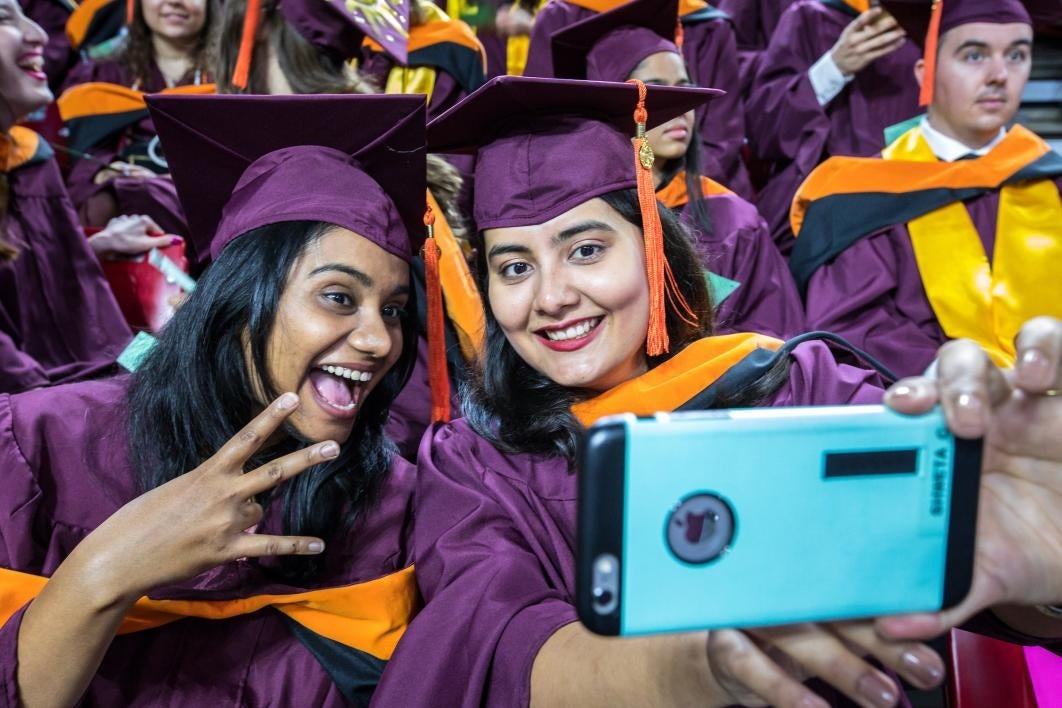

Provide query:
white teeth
left=322, top=365, right=372, bottom=382
left=544, top=318, right=598, bottom=341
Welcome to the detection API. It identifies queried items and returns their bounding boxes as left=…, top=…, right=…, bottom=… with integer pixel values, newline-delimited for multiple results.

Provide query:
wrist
left=63, top=542, right=143, bottom=611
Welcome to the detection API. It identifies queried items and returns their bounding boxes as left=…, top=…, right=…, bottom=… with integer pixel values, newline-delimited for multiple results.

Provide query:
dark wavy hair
left=464, top=189, right=791, bottom=460
left=126, top=221, right=417, bottom=581
left=122, top=0, right=215, bottom=88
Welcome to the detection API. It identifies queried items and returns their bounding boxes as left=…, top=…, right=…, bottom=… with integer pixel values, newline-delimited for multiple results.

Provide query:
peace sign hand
left=67, top=393, right=336, bottom=609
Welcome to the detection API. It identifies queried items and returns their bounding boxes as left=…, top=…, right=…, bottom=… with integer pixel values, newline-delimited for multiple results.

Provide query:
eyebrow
left=953, top=38, right=1032, bottom=53
left=487, top=220, right=616, bottom=259
left=309, top=263, right=374, bottom=288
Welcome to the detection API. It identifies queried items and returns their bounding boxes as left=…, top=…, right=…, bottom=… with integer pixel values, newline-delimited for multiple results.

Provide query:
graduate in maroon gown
left=716, top=0, right=791, bottom=96
left=0, top=0, right=139, bottom=392
left=57, top=0, right=212, bottom=241
left=796, top=0, right=1062, bottom=379
left=371, top=76, right=965, bottom=708
left=0, top=92, right=427, bottom=706
left=524, top=0, right=754, bottom=199
left=746, top=0, right=921, bottom=254
left=549, top=0, right=803, bottom=338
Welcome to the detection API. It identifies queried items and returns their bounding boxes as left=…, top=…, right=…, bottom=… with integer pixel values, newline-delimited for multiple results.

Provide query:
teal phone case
left=577, top=406, right=982, bottom=636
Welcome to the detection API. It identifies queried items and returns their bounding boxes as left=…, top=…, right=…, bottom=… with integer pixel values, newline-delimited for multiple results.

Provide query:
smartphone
left=576, top=406, right=981, bottom=636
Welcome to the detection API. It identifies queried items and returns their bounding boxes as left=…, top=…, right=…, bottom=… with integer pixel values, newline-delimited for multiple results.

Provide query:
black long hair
left=126, top=221, right=417, bottom=581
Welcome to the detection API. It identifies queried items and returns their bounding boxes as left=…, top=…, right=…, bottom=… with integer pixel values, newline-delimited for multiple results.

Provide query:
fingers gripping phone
left=576, top=406, right=982, bottom=636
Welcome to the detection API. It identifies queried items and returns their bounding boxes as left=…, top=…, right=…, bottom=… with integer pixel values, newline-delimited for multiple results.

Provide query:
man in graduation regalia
left=793, top=0, right=1062, bottom=379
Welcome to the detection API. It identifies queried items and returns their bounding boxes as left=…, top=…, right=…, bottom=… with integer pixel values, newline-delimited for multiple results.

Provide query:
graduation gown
left=716, top=0, right=791, bottom=96
left=373, top=336, right=887, bottom=707
left=523, top=0, right=753, bottom=199
left=0, top=377, right=417, bottom=707
left=745, top=0, right=921, bottom=254
left=58, top=60, right=194, bottom=241
left=658, top=172, right=804, bottom=338
left=0, top=128, right=131, bottom=393
left=795, top=125, right=1062, bottom=378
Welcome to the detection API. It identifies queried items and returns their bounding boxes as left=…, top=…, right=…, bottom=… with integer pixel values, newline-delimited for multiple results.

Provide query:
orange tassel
left=423, top=203, right=451, bottom=423
left=675, top=18, right=684, bottom=49
left=126, top=0, right=135, bottom=25
left=231, top=0, right=261, bottom=91
left=919, top=0, right=943, bottom=107
left=626, top=79, right=698, bottom=357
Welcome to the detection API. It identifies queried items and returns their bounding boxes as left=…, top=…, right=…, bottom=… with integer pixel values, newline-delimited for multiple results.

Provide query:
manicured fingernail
left=1019, top=348, right=1051, bottom=386
left=955, top=392, right=984, bottom=430
left=857, top=673, right=898, bottom=708
left=320, top=442, right=339, bottom=458
left=170, top=236, right=184, bottom=246
left=798, top=696, right=829, bottom=708
left=308, top=541, right=324, bottom=553
left=277, top=393, right=298, bottom=410
left=890, top=384, right=914, bottom=398
left=902, top=649, right=944, bottom=687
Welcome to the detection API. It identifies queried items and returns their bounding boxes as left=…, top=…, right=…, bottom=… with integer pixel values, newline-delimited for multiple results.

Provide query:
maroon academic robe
left=0, top=377, right=416, bottom=706
left=59, top=59, right=191, bottom=239
left=0, top=142, right=131, bottom=393
left=373, top=340, right=890, bottom=707
left=716, top=0, right=792, bottom=96
left=803, top=178, right=1062, bottom=379
left=523, top=0, right=753, bottom=199
left=670, top=183, right=805, bottom=338
left=745, top=0, right=921, bottom=254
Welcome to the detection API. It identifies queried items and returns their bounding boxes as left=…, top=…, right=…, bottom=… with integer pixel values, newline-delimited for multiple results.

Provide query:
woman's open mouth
left=536, top=316, right=604, bottom=352
left=16, top=53, right=46, bottom=83
left=308, top=364, right=373, bottom=419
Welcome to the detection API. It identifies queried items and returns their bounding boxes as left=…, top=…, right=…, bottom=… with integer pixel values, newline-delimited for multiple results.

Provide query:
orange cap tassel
left=126, top=0, right=135, bottom=25
left=626, top=79, right=698, bottom=357
left=919, top=0, right=943, bottom=107
left=675, top=18, right=684, bottom=49
left=423, top=202, right=451, bottom=423
left=231, top=0, right=262, bottom=91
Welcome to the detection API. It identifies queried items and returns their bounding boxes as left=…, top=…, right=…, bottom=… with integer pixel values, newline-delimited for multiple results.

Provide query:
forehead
left=483, top=197, right=633, bottom=250
left=940, top=21, right=1034, bottom=49
left=630, top=51, right=689, bottom=81
left=295, top=226, right=409, bottom=286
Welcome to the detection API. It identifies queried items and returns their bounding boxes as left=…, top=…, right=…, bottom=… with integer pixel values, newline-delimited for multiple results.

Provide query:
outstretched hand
left=879, top=317, right=1062, bottom=640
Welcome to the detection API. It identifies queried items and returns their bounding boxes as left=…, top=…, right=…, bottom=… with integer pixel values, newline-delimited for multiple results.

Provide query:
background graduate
left=0, top=0, right=160, bottom=393
left=548, top=0, right=804, bottom=339
left=795, top=0, right=1062, bottom=378
left=523, top=0, right=754, bottom=199
left=373, top=77, right=951, bottom=708
left=746, top=0, right=921, bottom=253
left=0, top=92, right=425, bottom=706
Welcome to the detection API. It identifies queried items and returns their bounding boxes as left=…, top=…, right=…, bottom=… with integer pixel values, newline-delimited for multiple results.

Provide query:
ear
left=913, top=57, right=925, bottom=90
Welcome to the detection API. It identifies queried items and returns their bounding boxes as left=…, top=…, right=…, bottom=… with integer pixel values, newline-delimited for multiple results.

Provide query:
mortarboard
left=428, top=75, right=721, bottom=356
left=549, top=0, right=681, bottom=82
left=147, top=93, right=426, bottom=262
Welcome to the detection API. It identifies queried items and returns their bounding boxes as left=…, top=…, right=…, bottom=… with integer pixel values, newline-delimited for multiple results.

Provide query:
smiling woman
left=0, top=93, right=426, bottom=706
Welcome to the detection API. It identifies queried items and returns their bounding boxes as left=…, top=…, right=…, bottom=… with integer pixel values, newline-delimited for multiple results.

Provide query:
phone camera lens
left=593, top=588, right=613, bottom=606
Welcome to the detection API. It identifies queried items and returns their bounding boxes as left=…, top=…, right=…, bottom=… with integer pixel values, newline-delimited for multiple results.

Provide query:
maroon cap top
left=550, top=0, right=681, bottom=81
left=427, top=75, right=721, bottom=230
left=148, top=93, right=426, bottom=262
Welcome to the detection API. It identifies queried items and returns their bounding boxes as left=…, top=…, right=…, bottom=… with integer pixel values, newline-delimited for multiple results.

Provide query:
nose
left=347, top=311, right=395, bottom=361
left=532, top=265, right=580, bottom=317
left=986, top=54, right=1009, bottom=85
left=21, top=15, right=47, bottom=46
